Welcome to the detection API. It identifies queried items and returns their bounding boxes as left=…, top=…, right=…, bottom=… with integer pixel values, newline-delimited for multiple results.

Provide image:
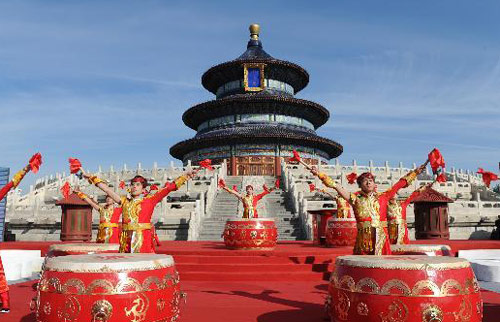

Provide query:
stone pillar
left=274, top=157, right=281, bottom=178
left=230, top=156, right=237, bottom=176
left=477, top=192, right=482, bottom=217
left=152, top=162, right=158, bottom=176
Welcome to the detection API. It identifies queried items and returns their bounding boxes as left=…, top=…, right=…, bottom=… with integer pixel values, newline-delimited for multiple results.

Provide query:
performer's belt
left=388, top=219, right=406, bottom=225
left=122, top=223, right=152, bottom=231
left=99, top=222, right=119, bottom=229
left=357, top=221, right=388, bottom=229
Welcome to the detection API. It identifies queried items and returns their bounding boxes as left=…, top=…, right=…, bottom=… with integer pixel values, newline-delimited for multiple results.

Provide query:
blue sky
left=1, top=0, right=499, bottom=191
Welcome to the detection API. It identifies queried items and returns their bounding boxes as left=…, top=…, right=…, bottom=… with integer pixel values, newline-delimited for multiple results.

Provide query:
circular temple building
left=170, top=24, right=343, bottom=176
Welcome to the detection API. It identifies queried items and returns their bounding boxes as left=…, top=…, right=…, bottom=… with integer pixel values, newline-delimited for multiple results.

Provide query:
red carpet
left=6, top=280, right=500, bottom=322
left=2, top=240, right=500, bottom=321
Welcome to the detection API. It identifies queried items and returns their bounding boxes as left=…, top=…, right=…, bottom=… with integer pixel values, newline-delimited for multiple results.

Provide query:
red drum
left=37, top=253, right=182, bottom=322
left=327, top=255, right=482, bottom=322
left=46, top=243, right=119, bottom=258
left=391, top=244, right=452, bottom=256
left=325, top=217, right=357, bottom=247
left=223, top=218, right=278, bottom=250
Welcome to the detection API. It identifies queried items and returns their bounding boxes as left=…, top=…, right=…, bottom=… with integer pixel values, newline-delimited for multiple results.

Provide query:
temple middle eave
left=182, top=93, right=330, bottom=131
left=169, top=124, right=343, bottom=162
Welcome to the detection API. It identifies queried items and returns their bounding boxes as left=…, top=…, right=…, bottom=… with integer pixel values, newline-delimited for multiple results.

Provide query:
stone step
left=200, top=178, right=305, bottom=241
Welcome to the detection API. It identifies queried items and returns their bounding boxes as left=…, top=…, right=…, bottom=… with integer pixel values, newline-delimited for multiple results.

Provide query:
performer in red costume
left=74, top=191, right=122, bottom=243
left=290, top=150, right=427, bottom=255
left=387, top=181, right=434, bottom=245
left=311, top=184, right=352, bottom=218
left=219, top=179, right=278, bottom=218
left=83, top=171, right=195, bottom=253
left=0, top=153, right=42, bottom=313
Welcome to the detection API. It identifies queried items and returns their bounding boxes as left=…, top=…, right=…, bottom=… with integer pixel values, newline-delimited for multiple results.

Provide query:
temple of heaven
left=170, top=24, right=343, bottom=176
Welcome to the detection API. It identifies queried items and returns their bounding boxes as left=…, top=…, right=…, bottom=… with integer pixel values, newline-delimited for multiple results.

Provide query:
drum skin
left=223, top=218, right=278, bottom=250
left=390, top=244, right=452, bottom=256
left=325, top=217, right=357, bottom=247
left=46, top=243, right=119, bottom=258
left=327, top=255, right=482, bottom=322
left=36, top=253, right=181, bottom=322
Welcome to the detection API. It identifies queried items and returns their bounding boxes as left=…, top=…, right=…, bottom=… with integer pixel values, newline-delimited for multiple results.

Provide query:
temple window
left=244, top=63, right=266, bottom=92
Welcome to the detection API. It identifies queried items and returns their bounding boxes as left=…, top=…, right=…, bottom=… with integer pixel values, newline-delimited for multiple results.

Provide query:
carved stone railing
left=282, top=159, right=499, bottom=240
left=281, top=159, right=313, bottom=239
left=6, top=161, right=221, bottom=241
left=187, top=160, right=227, bottom=241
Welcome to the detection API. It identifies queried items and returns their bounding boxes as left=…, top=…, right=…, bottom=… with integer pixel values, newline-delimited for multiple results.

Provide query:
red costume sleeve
left=0, top=181, right=14, bottom=201
left=253, top=189, right=271, bottom=203
left=0, top=166, right=30, bottom=201
left=149, top=182, right=177, bottom=206
left=149, top=174, right=189, bottom=206
left=401, top=190, right=421, bottom=209
left=381, top=178, right=407, bottom=201
left=382, top=170, right=418, bottom=201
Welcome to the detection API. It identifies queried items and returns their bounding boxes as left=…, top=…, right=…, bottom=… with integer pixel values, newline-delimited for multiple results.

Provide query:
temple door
left=235, top=156, right=275, bottom=176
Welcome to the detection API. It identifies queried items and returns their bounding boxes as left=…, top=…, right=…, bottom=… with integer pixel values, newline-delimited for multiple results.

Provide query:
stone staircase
left=198, top=176, right=305, bottom=241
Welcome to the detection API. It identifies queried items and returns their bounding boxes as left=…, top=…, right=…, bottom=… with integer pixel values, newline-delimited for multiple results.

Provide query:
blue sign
left=247, top=68, right=261, bottom=87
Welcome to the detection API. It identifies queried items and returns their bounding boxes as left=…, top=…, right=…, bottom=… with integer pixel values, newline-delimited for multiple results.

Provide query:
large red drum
left=223, top=218, right=278, bottom=250
left=391, top=244, right=452, bottom=256
left=325, top=217, right=357, bottom=247
left=37, top=253, right=182, bottom=322
left=327, top=255, right=482, bottom=322
left=46, top=243, right=119, bottom=258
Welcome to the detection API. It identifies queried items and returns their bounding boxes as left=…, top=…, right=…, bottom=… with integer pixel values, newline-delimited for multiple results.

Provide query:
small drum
left=325, top=217, right=357, bottom=247
left=327, top=255, right=482, bottom=322
left=391, top=244, right=452, bottom=256
left=223, top=218, right=278, bottom=250
left=46, top=243, right=119, bottom=258
left=37, top=253, right=182, bottom=322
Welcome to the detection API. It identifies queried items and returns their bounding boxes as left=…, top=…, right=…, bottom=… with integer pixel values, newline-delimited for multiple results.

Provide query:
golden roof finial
left=249, top=23, right=260, bottom=40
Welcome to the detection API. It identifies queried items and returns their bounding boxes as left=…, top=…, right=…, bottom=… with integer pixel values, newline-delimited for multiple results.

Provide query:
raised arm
left=0, top=166, right=30, bottom=201
left=383, top=161, right=428, bottom=200
left=74, top=190, right=101, bottom=211
left=83, top=173, right=122, bottom=204
left=314, top=170, right=351, bottom=203
left=401, top=181, right=434, bottom=208
left=254, top=185, right=274, bottom=203
left=319, top=188, right=337, bottom=200
left=0, top=181, right=14, bottom=201
left=149, top=171, right=195, bottom=205
left=222, top=186, right=244, bottom=200
left=331, top=185, right=350, bottom=203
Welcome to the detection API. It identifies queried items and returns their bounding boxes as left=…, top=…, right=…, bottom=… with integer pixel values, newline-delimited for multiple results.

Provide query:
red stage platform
left=2, top=240, right=500, bottom=321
